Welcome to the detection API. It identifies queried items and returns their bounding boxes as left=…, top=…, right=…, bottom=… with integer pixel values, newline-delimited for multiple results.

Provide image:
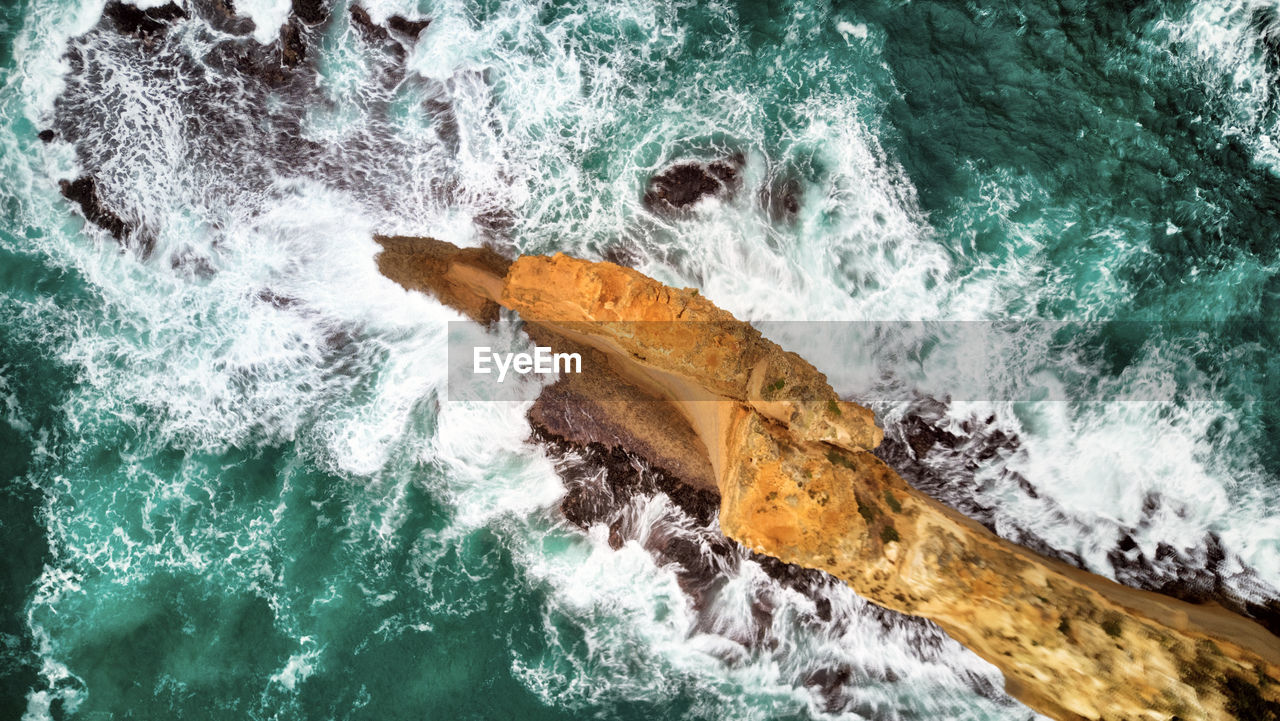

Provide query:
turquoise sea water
left=2, top=0, right=1280, bottom=719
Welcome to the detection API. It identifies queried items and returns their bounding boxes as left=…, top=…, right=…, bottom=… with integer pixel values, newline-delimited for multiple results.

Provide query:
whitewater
left=1, top=0, right=1278, bottom=719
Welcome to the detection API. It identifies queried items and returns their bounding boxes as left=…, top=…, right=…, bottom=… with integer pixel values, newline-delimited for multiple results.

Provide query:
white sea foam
left=1155, top=0, right=1280, bottom=172
left=22, top=568, right=87, bottom=721
left=503, top=487, right=1023, bottom=720
left=0, top=368, right=32, bottom=433
left=269, top=639, right=322, bottom=691
left=234, top=0, right=293, bottom=45
left=836, top=21, right=868, bottom=42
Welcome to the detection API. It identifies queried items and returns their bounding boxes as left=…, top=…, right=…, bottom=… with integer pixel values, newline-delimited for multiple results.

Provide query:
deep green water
left=1, top=0, right=1279, bottom=719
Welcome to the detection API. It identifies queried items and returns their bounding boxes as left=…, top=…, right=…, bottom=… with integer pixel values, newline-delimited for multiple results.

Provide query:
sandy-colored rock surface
left=718, top=410, right=1280, bottom=721
left=374, top=235, right=510, bottom=323
left=376, top=237, right=1280, bottom=721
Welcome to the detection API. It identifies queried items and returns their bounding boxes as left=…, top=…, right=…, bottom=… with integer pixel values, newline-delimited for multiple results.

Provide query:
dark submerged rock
left=387, top=15, right=430, bottom=39
left=37, top=129, right=55, bottom=143
left=473, top=206, right=516, bottom=235
left=761, top=174, right=802, bottom=222
left=169, top=250, right=216, bottom=279
left=208, top=34, right=297, bottom=89
left=290, top=0, right=328, bottom=26
left=103, top=0, right=187, bottom=38
left=59, top=0, right=452, bottom=253
left=255, top=289, right=300, bottom=309
left=423, top=96, right=460, bottom=152
left=877, top=394, right=1280, bottom=636
left=877, top=396, right=1090, bottom=570
left=607, top=518, right=624, bottom=550
left=1107, top=530, right=1280, bottom=637
left=804, top=666, right=854, bottom=713
left=348, top=4, right=424, bottom=68
left=651, top=165, right=719, bottom=207
left=533, top=426, right=719, bottom=528
left=748, top=551, right=835, bottom=600
left=349, top=5, right=390, bottom=43
left=191, top=0, right=256, bottom=36
left=279, top=19, right=306, bottom=67
left=59, top=176, right=129, bottom=241
left=348, top=5, right=430, bottom=68
left=643, top=154, right=744, bottom=214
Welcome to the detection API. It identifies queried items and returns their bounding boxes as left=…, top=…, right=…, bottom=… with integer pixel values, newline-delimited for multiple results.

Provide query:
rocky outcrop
left=102, top=1, right=186, bottom=40
left=718, top=410, right=1280, bottom=720
left=349, top=5, right=431, bottom=63
left=59, top=176, right=134, bottom=247
left=877, top=398, right=1280, bottom=637
left=374, top=235, right=510, bottom=324
left=501, top=254, right=883, bottom=459
left=643, top=155, right=743, bottom=214
left=524, top=326, right=719, bottom=492
left=374, top=236, right=1280, bottom=721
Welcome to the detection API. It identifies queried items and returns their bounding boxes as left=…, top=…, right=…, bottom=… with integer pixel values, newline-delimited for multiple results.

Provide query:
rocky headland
left=375, top=235, right=1280, bottom=721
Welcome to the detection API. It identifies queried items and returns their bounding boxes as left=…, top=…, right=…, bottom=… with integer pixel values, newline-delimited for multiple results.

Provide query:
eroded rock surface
left=374, top=235, right=511, bottom=324
left=375, top=236, right=1280, bottom=721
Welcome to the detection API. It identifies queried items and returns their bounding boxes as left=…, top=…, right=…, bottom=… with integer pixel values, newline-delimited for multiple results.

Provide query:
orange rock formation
left=375, top=237, right=1280, bottom=721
